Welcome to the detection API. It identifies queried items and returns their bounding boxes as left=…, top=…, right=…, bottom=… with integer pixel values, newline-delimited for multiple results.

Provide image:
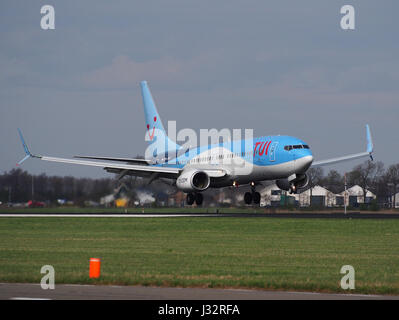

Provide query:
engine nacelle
left=294, top=173, right=309, bottom=189
left=276, top=179, right=291, bottom=191
left=276, top=173, right=309, bottom=191
left=176, top=169, right=210, bottom=192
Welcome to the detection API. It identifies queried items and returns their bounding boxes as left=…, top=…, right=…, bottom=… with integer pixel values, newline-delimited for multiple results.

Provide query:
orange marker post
left=89, top=258, right=101, bottom=279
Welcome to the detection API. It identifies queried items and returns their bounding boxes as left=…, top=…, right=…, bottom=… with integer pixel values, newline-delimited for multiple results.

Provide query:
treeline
left=0, top=169, right=116, bottom=205
left=0, top=168, right=171, bottom=205
left=1, top=160, right=398, bottom=206
left=307, top=160, right=399, bottom=206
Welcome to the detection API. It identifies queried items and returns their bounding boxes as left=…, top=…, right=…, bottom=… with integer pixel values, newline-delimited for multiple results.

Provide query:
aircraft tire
left=186, top=193, right=195, bottom=205
left=253, top=192, right=261, bottom=204
left=244, top=192, right=252, bottom=205
left=195, top=193, right=203, bottom=206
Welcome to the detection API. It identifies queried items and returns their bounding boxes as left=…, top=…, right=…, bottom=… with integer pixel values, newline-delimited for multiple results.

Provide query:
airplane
left=17, top=81, right=374, bottom=206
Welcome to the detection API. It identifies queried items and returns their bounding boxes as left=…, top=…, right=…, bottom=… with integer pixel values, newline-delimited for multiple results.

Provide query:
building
left=297, top=185, right=337, bottom=207
left=260, top=184, right=340, bottom=207
left=340, top=185, right=376, bottom=207
left=388, top=192, right=399, bottom=208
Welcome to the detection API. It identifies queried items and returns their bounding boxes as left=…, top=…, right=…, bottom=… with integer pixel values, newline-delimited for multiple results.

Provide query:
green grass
left=0, top=217, right=399, bottom=294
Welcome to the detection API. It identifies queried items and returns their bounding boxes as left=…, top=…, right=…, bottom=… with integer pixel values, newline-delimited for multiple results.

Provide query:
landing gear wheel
left=253, top=192, right=261, bottom=204
left=244, top=192, right=253, bottom=205
left=195, top=193, right=203, bottom=206
left=186, top=193, right=195, bottom=205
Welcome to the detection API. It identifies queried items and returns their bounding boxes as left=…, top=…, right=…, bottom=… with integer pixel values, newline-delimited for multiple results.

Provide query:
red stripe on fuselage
left=265, top=141, right=272, bottom=155
left=259, top=141, right=268, bottom=156
left=254, top=142, right=262, bottom=154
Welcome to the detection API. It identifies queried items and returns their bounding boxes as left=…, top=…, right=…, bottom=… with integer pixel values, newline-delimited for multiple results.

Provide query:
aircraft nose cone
left=296, top=155, right=313, bottom=173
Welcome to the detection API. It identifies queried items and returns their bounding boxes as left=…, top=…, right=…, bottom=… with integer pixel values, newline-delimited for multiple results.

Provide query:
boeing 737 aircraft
left=17, top=81, right=374, bottom=205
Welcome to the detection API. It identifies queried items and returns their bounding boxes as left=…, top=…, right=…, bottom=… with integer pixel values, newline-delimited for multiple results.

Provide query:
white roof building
left=297, top=185, right=337, bottom=207
left=259, top=184, right=338, bottom=207
left=391, top=192, right=399, bottom=208
left=340, top=185, right=376, bottom=206
left=259, top=184, right=377, bottom=208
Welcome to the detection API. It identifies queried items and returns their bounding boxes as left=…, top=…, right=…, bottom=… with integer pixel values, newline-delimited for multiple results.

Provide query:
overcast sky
left=1, top=1, right=398, bottom=178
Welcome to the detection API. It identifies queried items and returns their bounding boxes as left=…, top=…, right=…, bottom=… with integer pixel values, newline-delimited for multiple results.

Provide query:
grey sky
left=1, top=1, right=398, bottom=178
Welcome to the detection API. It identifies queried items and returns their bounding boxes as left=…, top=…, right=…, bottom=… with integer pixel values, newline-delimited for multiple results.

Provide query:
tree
left=323, top=170, right=343, bottom=194
left=307, top=167, right=324, bottom=207
left=373, top=175, right=390, bottom=208
left=348, top=160, right=384, bottom=205
left=385, top=164, right=399, bottom=208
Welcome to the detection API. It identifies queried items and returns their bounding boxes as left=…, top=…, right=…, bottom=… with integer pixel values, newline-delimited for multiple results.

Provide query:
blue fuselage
left=152, top=135, right=313, bottom=186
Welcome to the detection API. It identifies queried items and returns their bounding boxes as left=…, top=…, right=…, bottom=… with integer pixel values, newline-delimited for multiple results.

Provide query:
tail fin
left=140, top=81, right=181, bottom=157
left=141, top=81, right=167, bottom=134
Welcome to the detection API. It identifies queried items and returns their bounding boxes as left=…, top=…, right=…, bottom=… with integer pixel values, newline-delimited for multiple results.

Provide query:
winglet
left=366, top=124, right=373, bottom=160
left=17, top=129, right=39, bottom=166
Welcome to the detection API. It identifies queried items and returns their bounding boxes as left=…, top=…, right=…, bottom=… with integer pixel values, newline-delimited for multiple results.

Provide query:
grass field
left=0, top=217, right=398, bottom=294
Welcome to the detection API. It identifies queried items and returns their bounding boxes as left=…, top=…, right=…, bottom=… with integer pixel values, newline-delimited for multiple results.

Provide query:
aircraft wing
left=311, top=124, right=373, bottom=167
left=17, top=129, right=227, bottom=180
left=16, top=129, right=180, bottom=179
left=40, top=156, right=179, bottom=176
left=74, top=155, right=150, bottom=165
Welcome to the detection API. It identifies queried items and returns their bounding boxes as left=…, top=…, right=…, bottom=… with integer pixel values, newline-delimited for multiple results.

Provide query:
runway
left=1, top=212, right=399, bottom=219
left=1, top=283, right=397, bottom=300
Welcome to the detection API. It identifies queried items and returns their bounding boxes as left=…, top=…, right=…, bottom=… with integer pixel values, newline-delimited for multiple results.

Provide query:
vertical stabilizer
left=140, top=81, right=181, bottom=157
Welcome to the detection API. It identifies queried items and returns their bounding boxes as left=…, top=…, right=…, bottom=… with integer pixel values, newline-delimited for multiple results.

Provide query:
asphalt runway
left=1, top=212, right=399, bottom=219
left=1, top=283, right=397, bottom=300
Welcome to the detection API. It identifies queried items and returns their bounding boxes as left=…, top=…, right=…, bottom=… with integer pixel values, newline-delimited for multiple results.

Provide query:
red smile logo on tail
left=146, top=116, right=157, bottom=140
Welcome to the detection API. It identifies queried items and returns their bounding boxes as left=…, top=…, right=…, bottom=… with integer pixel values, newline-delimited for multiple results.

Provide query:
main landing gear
left=186, top=193, right=203, bottom=206
left=244, top=184, right=261, bottom=205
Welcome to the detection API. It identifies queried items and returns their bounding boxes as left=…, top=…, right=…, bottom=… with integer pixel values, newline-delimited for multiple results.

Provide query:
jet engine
left=176, top=169, right=210, bottom=192
left=276, top=173, right=309, bottom=192
left=294, top=173, right=309, bottom=189
left=276, top=178, right=291, bottom=191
